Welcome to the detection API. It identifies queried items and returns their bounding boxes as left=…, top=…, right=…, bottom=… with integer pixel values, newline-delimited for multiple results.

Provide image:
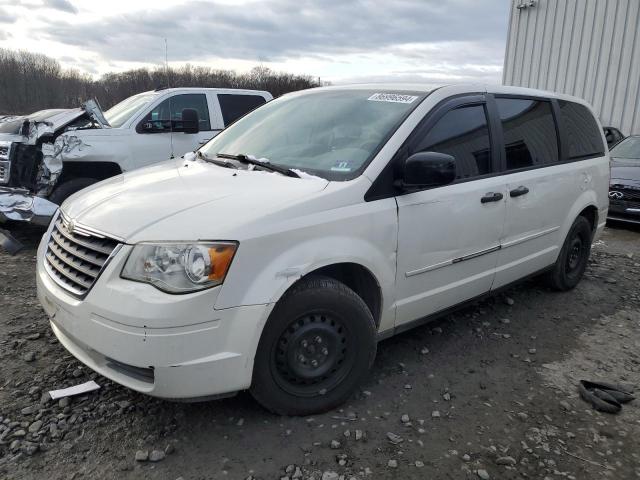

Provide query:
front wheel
left=250, top=276, right=377, bottom=416
left=545, top=216, right=593, bottom=291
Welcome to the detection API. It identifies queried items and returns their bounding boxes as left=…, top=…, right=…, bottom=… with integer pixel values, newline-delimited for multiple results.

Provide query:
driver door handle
left=481, top=192, right=504, bottom=204
left=509, top=186, right=529, bottom=197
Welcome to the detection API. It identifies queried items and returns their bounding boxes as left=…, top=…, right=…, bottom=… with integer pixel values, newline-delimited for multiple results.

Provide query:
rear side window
left=218, top=94, right=267, bottom=126
left=558, top=101, right=605, bottom=159
left=413, top=105, right=492, bottom=179
left=496, top=98, right=559, bottom=170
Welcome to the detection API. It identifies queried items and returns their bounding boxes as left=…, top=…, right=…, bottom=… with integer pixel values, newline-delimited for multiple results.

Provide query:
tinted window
left=558, top=101, right=604, bottom=159
left=413, top=105, right=491, bottom=179
left=496, top=98, right=559, bottom=170
left=610, top=136, right=640, bottom=160
left=140, top=94, right=211, bottom=132
left=218, top=94, right=266, bottom=126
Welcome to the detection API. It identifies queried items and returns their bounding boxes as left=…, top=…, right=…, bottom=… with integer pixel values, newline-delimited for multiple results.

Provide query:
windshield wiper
left=197, top=150, right=238, bottom=169
left=217, top=153, right=300, bottom=178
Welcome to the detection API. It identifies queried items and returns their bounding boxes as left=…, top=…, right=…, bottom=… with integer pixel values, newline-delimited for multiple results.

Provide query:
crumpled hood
left=610, top=158, right=640, bottom=185
left=61, top=158, right=329, bottom=242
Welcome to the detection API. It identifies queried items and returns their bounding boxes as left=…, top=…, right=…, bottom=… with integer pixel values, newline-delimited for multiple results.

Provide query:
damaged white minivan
left=36, top=85, right=609, bottom=415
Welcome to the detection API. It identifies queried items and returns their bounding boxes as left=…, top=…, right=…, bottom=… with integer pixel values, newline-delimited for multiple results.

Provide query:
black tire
left=250, top=276, right=377, bottom=416
left=545, top=216, right=592, bottom=291
left=49, top=178, right=97, bottom=205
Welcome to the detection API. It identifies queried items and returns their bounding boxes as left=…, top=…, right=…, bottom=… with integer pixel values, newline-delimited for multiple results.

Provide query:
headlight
left=121, top=242, right=238, bottom=293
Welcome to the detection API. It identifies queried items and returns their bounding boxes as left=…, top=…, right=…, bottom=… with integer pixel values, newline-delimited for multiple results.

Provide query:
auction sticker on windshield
left=368, top=93, right=418, bottom=104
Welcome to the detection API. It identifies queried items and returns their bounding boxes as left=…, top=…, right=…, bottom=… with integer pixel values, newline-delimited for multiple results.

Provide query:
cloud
left=0, top=7, right=16, bottom=23
left=42, top=0, right=507, bottom=65
left=43, top=0, right=77, bottom=14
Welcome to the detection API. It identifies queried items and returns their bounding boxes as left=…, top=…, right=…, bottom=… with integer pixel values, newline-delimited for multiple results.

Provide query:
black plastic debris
left=578, top=380, right=635, bottom=414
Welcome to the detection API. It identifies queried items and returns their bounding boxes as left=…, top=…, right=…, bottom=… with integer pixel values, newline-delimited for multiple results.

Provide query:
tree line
left=0, top=48, right=321, bottom=115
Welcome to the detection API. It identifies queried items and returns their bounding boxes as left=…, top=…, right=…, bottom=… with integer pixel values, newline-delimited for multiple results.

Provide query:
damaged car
left=0, top=88, right=272, bottom=225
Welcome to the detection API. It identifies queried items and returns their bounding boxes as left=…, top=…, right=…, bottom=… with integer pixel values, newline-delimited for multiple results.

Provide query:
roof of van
left=295, top=83, right=595, bottom=109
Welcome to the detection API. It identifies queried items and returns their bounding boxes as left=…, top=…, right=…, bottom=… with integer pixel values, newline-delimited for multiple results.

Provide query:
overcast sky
left=0, top=0, right=510, bottom=85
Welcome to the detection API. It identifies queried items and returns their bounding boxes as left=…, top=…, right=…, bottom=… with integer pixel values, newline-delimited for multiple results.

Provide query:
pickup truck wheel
left=545, top=216, right=592, bottom=291
left=49, top=178, right=97, bottom=205
left=250, top=276, right=377, bottom=416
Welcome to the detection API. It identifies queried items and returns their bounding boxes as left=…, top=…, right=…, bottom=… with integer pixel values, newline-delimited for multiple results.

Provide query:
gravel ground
left=0, top=221, right=639, bottom=480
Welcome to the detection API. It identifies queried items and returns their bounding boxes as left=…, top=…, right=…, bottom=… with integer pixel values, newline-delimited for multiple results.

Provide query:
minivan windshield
left=200, top=89, right=427, bottom=180
left=610, top=136, right=640, bottom=160
left=104, top=92, right=158, bottom=128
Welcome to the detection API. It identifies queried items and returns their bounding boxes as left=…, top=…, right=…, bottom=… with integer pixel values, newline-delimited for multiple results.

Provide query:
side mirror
left=401, top=152, right=456, bottom=189
left=180, top=108, right=200, bottom=134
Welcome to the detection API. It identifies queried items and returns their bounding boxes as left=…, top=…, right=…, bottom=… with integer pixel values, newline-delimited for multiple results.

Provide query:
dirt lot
left=0, top=222, right=639, bottom=480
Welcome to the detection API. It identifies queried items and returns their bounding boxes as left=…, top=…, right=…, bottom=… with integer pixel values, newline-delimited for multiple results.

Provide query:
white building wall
left=503, top=0, right=640, bottom=135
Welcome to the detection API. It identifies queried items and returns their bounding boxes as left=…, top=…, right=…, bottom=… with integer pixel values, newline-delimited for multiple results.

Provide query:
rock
left=401, top=414, right=410, bottom=423
left=135, top=450, right=149, bottom=462
left=23, top=352, right=36, bottom=362
left=516, top=412, right=529, bottom=421
left=443, top=392, right=451, bottom=401
left=386, top=432, right=403, bottom=444
left=12, top=429, right=26, bottom=437
left=330, top=439, right=341, bottom=449
left=354, top=429, right=364, bottom=441
left=462, top=454, right=471, bottom=462
left=559, top=400, right=571, bottom=411
left=504, top=296, right=515, bottom=306
left=28, top=420, right=42, bottom=433
left=477, top=469, right=490, bottom=479
left=58, top=397, right=70, bottom=408
left=321, top=471, right=339, bottom=480
left=236, top=418, right=244, bottom=426
left=420, top=347, right=429, bottom=355
left=528, top=348, right=537, bottom=354
left=496, top=456, right=516, bottom=466
left=415, top=460, right=424, bottom=467
left=26, top=333, right=41, bottom=340
left=387, top=459, right=398, bottom=468
left=149, top=450, right=166, bottom=462
left=21, top=405, right=37, bottom=415
left=431, top=410, right=441, bottom=418
left=165, top=443, right=175, bottom=455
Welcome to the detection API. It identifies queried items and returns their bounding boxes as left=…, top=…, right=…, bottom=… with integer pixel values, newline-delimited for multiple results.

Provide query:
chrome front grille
left=0, top=161, right=8, bottom=183
left=45, top=215, right=120, bottom=296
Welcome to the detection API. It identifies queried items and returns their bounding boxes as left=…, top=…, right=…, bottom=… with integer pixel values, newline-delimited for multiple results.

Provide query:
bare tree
left=0, top=48, right=320, bottom=115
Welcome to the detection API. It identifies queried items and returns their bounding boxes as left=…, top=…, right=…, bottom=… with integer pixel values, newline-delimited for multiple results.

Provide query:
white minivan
left=36, top=84, right=609, bottom=415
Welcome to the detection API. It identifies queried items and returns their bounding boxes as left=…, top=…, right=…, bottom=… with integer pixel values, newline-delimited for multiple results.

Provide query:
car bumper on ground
left=36, top=237, right=273, bottom=400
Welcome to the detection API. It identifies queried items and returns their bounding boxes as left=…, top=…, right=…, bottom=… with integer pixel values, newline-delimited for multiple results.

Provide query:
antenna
left=165, top=37, right=175, bottom=159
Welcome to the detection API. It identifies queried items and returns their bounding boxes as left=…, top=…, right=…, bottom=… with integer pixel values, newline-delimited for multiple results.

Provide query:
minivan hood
left=61, top=158, right=329, bottom=241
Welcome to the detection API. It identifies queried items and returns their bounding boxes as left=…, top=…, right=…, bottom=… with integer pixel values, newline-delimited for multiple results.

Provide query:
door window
left=496, top=98, right=559, bottom=170
left=139, top=94, right=211, bottom=133
left=558, top=101, right=605, bottom=159
left=218, top=94, right=267, bottom=126
left=413, top=105, right=492, bottom=179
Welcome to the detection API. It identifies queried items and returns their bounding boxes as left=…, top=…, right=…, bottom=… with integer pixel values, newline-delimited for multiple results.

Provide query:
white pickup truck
left=0, top=87, right=272, bottom=224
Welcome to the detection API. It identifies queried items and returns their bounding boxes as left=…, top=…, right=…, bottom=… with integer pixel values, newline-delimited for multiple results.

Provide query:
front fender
left=215, top=198, right=398, bottom=332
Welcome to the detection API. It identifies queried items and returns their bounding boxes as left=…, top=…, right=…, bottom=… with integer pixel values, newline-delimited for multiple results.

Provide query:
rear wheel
left=250, top=276, right=377, bottom=416
left=545, top=216, right=592, bottom=291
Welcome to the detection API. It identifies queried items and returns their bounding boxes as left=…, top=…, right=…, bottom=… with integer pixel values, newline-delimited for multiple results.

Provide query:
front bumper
left=608, top=200, right=640, bottom=224
left=0, top=187, right=58, bottom=225
left=36, top=233, right=273, bottom=400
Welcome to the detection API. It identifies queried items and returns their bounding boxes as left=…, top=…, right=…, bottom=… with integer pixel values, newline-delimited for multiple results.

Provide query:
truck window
left=558, top=101, right=605, bottom=160
left=496, top=98, right=559, bottom=169
left=218, top=94, right=267, bottom=126
left=140, top=94, right=211, bottom=132
left=413, top=105, right=492, bottom=179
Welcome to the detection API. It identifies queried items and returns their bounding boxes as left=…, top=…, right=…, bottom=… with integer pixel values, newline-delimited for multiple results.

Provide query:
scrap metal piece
left=0, top=227, right=23, bottom=255
left=0, top=187, right=58, bottom=225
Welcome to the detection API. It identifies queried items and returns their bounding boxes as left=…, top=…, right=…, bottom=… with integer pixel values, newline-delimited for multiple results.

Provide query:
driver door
left=130, top=93, right=215, bottom=167
left=395, top=95, right=507, bottom=326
